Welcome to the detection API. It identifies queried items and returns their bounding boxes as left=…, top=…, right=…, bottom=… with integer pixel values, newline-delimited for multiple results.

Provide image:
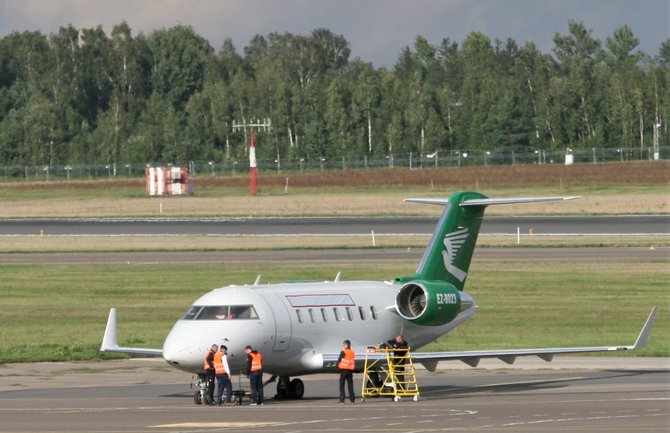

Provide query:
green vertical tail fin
left=397, top=192, right=580, bottom=290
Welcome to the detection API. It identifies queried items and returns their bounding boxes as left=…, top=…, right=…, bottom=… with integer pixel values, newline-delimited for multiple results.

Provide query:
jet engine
left=395, top=280, right=461, bottom=326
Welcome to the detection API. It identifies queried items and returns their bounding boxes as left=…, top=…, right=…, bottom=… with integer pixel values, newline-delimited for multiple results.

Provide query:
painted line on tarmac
left=151, top=422, right=279, bottom=428
left=421, top=376, right=587, bottom=395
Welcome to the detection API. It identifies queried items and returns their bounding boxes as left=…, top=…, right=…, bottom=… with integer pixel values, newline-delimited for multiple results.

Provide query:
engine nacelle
left=395, top=280, right=461, bottom=326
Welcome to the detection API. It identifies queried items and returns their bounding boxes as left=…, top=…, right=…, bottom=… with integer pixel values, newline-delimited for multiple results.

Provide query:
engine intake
left=395, top=280, right=461, bottom=326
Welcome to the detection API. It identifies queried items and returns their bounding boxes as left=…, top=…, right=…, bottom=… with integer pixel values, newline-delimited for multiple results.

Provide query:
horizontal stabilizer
left=405, top=196, right=581, bottom=207
left=100, top=308, right=163, bottom=357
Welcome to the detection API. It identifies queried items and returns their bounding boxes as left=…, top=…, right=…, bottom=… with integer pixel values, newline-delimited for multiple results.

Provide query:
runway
left=0, top=246, right=667, bottom=265
left=0, top=358, right=667, bottom=433
left=0, top=215, right=668, bottom=236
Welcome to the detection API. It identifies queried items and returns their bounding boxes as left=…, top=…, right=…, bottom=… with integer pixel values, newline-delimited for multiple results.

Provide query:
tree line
left=0, top=20, right=668, bottom=168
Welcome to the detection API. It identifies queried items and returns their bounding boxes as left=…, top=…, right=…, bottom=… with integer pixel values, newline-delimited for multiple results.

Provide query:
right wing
left=323, top=306, right=657, bottom=371
left=100, top=308, right=163, bottom=357
left=410, top=306, right=657, bottom=371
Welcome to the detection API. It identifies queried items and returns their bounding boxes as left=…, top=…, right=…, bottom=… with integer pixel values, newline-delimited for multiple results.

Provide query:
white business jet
left=101, top=191, right=657, bottom=400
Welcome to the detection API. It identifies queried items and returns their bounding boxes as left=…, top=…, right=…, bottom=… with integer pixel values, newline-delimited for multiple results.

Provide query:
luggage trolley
left=360, top=346, right=420, bottom=402
left=232, top=373, right=251, bottom=405
left=192, top=373, right=250, bottom=405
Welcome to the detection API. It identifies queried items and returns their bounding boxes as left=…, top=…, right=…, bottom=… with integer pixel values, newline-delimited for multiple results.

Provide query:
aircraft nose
left=162, top=328, right=202, bottom=371
left=162, top=344, right=187, bottom=366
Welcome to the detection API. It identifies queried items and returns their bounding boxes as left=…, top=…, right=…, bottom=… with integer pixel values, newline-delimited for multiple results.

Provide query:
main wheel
left=194, top=391, right=203, bottom=405
left=276, top=377, right=290, bottom=399
left=289, top=378, right=305, bottom=399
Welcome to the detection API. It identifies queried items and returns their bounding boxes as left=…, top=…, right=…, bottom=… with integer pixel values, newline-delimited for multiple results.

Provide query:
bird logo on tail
left=442, top=228, right=468, bottom=282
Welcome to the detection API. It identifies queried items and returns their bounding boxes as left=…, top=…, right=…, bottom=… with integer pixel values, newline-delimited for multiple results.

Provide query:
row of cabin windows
left=294, top=305, right=378, bottom=324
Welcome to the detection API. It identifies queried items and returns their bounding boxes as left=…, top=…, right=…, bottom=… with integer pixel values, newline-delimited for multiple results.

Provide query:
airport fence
left=1, top=145, right=668, bottom=182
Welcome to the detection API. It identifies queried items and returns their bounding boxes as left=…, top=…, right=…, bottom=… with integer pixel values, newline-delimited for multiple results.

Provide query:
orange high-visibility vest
left=249, top=352, right=263, bottom=371
left=214, top=352, right=226, bottom=374
left=338, top=348, right=355, bottom=370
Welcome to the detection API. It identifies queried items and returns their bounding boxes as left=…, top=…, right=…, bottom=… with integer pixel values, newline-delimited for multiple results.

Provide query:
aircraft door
left=264, top=292, right=292, bottom=352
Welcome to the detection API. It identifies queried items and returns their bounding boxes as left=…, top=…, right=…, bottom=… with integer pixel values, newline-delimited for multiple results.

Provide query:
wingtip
left=633, top=306, right=657, bottom=350
left=100, top=307, right=119, bottom=352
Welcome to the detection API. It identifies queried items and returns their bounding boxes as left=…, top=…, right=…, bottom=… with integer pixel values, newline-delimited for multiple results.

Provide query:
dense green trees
left=0, top=21, right=667, bottom=168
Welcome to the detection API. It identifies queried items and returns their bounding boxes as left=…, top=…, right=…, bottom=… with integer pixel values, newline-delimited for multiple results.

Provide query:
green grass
left=0, top=259, right=666, bottom=363
left=0, top=178, right=667, bottom=202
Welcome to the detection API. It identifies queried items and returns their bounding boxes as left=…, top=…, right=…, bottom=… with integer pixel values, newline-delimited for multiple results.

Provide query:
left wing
left=324, top=306, right=656, bottom=371
left=100, top=308, right=163, bottom=357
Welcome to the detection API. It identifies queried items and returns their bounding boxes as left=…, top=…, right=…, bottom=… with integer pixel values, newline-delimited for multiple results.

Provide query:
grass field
left=0, top=162, right=668, bottom=217
left=0, top=161, right=667, bottom=364
left=0, top=259, right=666, bottom=364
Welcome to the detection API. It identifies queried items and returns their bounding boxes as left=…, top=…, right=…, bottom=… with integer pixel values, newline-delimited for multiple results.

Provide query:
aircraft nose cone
left=162, top=331, right=201, bottom=371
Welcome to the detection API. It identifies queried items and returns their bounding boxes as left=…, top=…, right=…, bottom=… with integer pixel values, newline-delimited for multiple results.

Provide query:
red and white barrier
left=145, top=166, right=191, bottom=196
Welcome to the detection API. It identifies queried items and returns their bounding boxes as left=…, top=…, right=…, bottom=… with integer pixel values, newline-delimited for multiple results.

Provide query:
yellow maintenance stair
left=361, top=347, right=420, bottom=402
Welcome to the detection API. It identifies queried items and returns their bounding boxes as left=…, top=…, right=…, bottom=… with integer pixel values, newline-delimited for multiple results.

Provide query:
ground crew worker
left=337, top=339, right=356, bottom=403
left=245, top=345, right=264, bottom=405
left=203, top=344, right=218, bottom=405
left=214, top=345, right=234, bottom=405
left=386, top=335, right=408, bottom=386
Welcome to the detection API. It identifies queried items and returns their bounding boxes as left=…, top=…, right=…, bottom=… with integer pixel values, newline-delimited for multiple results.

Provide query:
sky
left=1, top=0, right=668, bottom=67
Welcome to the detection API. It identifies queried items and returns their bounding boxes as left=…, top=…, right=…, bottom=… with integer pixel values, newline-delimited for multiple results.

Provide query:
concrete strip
left=1, top=356, right=667, bottom=392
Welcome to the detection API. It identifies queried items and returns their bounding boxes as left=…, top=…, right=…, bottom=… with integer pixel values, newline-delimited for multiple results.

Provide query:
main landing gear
left=267, top=375, right=305, bottom=399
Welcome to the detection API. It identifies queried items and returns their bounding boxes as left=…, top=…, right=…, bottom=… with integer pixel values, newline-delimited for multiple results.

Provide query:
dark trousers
left=216, top=373, right=232, bottom=404
left=205, top=369, right=216, bottom=403
left=393, top=357, right=406, bottom=387
left=249, top=370, right=264, bottom=404
left=339, top=370, right=355, bottom=402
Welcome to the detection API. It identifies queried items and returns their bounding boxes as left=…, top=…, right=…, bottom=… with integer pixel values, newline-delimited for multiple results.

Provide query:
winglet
left=632, top=306, right=657, bottom=350
left=99, top=308, right=163, bottom=357
left=101, top=308, right=119, bottom=351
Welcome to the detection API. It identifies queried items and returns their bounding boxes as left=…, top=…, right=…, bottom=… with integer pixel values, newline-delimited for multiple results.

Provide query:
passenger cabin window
left=358, top=306, right=366, bottom=320
left=333, top=307, right=342, bottom=321
left=345, top=307, right=354, bottom=321
left=320, top=308, right=328, bottom=322
left=295, top=309, right=303, bottom=323
left=183, top=305, right=259, bottom=320
left=370, top=306, right=378, bottom=320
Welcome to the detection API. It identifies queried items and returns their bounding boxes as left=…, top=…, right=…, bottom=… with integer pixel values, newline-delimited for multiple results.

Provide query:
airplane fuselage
left=162, top=280, right=477, bottom=375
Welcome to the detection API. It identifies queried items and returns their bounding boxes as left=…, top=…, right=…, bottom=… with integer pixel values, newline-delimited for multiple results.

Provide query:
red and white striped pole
left=249, top=128, right=258, bottom=196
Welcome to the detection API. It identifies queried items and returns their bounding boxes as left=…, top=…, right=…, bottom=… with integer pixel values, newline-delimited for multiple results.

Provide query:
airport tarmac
left=1, top=357, right=667, bottom=433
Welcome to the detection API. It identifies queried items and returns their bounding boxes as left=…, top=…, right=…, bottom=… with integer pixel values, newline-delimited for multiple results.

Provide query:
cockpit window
left=182, top=305, right=259, bottom=320
left=182, top=306, right=202, bottom=320
left=229, top=305, right=258, bottom=319
left=196, top=306, right=230, bottom=320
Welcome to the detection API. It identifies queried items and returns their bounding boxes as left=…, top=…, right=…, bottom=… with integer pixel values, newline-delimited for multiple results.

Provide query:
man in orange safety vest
left=337, top=339, right=356, bottom=403
left=214, top=345, right=234, bottom=405
left=203, top=344, right=218, bottom=405
left=245, top=345, right=264, bottom=405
